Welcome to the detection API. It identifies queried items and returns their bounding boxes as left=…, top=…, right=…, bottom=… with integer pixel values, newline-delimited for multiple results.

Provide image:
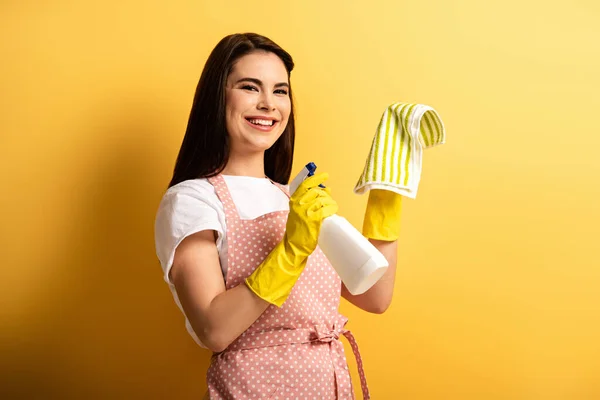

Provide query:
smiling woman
left=167, top=33, right=296, bottom=187
left=154, top=33, right=383, bottom=399
left=223, top=52, right=291, bottom=166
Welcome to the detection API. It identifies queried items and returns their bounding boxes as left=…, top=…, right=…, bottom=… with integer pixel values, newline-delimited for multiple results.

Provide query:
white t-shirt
left=154, top=175, right=290, bottom=347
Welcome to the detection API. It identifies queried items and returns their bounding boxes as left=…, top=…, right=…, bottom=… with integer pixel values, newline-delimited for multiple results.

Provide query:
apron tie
left=222, top=325, right=371, bottom=399
left=312, top=324, right=340, bottom=342
left=311, top=324, right=370, bottom=400
left=341, top=329, right=370, bottom=400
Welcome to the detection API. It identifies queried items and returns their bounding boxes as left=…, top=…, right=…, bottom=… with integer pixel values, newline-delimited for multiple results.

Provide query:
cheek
left=279, top=98, right=292, bottom=121
left=226, top=92, right=252, bottom=116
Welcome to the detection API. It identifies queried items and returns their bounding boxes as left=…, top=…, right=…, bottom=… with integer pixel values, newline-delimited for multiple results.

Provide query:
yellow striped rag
left=354, top=102, right=446, bottom=199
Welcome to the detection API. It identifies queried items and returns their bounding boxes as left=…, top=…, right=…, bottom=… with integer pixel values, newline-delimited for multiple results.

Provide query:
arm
left=341, top=239, right=397, bottom=314
left=341, top=189, right=402, bottom=314
left=170, top=173, right=337, bottom=352
left=171, top=230, right=270, bottom=353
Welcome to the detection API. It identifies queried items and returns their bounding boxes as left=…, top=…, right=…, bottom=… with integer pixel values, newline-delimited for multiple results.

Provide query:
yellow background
left=2, top=1, right=599, bottom=399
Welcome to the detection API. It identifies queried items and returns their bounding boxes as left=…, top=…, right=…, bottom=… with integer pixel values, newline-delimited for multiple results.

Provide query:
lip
left=245, top=116, right=279, bottom=132
left=245, top=116, right=279, bottom=122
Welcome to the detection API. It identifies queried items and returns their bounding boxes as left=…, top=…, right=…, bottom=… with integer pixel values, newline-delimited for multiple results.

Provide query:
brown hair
left=168, top=33, right=296, bottom=188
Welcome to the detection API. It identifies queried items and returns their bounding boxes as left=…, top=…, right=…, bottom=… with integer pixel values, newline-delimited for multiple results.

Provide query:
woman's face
left=225, top=51, right=291, bottom=155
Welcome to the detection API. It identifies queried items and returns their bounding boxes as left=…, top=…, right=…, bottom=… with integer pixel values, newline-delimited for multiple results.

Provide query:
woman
left=155, top=32, right=401, bottom=399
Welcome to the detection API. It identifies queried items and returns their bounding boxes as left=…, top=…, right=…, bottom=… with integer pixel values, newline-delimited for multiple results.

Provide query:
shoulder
left=163, top=178, right=217, bottom=202
left=157, top=178, right=223, bottom=211
left=155, top=179, right=223, bottom=225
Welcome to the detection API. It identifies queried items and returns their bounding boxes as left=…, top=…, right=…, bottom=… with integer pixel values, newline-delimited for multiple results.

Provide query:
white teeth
left=248, top=119, right=274, bottom=126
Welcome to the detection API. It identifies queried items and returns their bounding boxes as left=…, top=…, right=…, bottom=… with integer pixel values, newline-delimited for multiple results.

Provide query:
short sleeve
left=154, top=185, right=224, bottom=285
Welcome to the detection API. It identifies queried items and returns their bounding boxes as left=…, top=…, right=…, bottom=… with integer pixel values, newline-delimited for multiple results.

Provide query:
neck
left=221, top=151, right=266, bottom=178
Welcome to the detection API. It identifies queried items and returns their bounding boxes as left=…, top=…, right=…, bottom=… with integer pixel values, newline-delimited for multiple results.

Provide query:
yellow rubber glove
left=362, top=189, right=403, bottom=241
left=245, top=173, right=338, bottom=307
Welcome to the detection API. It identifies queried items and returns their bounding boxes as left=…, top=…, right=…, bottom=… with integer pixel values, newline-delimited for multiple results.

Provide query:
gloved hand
left=245, top=173, right=338, bottom=307
left=362, top=189, right=403, bottom=241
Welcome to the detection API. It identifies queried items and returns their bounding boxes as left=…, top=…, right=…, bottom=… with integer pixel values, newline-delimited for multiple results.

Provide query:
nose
left=257, top=91, right=275, bottom=111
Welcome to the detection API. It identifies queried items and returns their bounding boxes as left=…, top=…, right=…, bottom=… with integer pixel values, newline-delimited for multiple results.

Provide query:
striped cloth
left=354, top=103, right=446, bottom=199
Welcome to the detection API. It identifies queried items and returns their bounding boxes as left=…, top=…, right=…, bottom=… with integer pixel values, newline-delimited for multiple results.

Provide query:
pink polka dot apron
left=205, top=175, right=370, bottom=399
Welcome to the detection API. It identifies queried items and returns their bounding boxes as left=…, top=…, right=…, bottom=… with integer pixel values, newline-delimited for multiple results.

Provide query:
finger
left=296, top=172, right=329, bottom=193
left=308, top=201, right=339, bottom=220
left=298, top=187, right=333, bottom=206
left=292, top=173, right=330, bottom=201
left=313, top=186, right=332, bottom=197
left=297, top=187, right=320, bottom=205
left=319, top=203, right=339, bottom=219
left=311, top=187, right=332, bottom=199
left=308, top=196, right=338, bottom=214
left=302, top=172, right=329, bottom=188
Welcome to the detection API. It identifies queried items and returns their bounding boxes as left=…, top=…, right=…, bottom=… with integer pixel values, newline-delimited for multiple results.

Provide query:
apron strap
left=207, top=174, right=241, bottom=222
left=342, top=330, right=371, bottom=400
left=266, top=177, right=291, bottom=199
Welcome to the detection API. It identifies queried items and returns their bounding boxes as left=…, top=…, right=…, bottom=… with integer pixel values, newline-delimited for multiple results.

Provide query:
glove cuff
left=245, top=241, right=308, bottom=307
left=362, top=189, right=403, bottom=241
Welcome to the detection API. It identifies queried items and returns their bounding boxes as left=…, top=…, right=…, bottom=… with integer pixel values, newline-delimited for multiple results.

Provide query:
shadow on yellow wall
left=2, top=105, right=211, bottom=398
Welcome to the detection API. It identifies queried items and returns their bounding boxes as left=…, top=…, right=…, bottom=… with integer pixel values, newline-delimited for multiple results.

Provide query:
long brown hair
left=168, top=33, right=296, bottom=188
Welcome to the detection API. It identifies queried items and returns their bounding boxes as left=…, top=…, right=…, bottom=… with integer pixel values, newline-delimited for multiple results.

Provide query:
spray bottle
left=289, top=162, right=389, bottom=295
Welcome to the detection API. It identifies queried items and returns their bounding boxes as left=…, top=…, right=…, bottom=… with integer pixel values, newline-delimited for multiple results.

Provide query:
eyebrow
left=235, top=77, right=289, bottom=89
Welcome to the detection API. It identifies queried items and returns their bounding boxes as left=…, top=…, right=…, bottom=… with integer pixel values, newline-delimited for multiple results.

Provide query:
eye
left=275, top=89, right=288, bottom=95
left=241, top=85, right=259, bottom=92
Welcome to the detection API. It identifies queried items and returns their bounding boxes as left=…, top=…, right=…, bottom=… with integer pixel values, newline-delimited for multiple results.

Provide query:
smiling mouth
left=245, top=118, right=277, bottom=127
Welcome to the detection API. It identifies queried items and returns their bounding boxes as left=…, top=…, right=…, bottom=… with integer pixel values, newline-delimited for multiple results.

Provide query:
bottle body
left=318, top=215, right=389, bottom=295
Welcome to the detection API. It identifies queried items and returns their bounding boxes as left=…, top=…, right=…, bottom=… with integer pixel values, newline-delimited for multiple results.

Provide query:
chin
left=247, top=134, right=283, bottom=151
left=256, top=140, right=280, bottom=152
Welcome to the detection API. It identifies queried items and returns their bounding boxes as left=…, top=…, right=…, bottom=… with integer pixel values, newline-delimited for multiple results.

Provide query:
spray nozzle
left=289, top=162, right=326, bottom=194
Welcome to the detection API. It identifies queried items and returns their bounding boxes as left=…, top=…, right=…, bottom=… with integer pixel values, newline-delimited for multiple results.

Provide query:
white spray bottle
left=289, top=162, right=389, bottom=295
